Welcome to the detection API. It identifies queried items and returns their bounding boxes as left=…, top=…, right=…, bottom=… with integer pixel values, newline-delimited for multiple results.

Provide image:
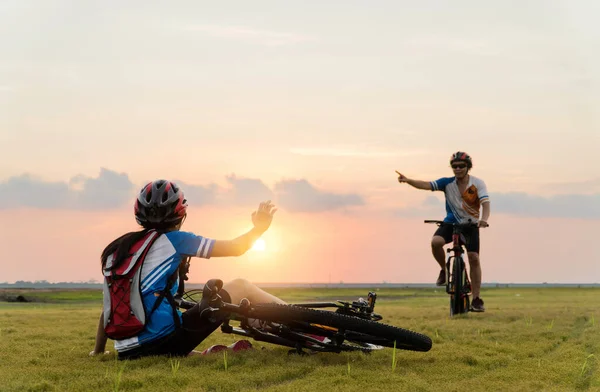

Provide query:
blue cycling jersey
left=114, top=231, right=214, bottom=352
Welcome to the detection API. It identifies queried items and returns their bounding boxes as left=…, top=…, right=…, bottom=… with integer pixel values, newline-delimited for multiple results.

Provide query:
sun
left=251, top=238, right=266, bottom=251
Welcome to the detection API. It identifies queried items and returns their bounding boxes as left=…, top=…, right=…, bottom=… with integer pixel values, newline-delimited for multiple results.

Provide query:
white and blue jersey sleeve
left=430, top=177, right=455, bottom=192
left=165, top=231, right=215, bottom=259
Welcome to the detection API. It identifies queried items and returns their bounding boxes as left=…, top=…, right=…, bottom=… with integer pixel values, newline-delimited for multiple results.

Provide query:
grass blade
left=392, top=340, right=397, bottom=372
left=347, top=354, right=351, bottom=376
left=581, top=354, right=595, bottom=376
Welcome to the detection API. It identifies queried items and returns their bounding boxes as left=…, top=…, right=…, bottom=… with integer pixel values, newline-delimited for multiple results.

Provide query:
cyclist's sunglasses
left=451, top=163, right=467, bottom=169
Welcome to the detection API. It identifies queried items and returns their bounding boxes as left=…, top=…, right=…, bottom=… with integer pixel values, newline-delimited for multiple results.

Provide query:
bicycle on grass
left=174, top=263, right=432, bottom=355
left=424, top=220, right=480, bottom=317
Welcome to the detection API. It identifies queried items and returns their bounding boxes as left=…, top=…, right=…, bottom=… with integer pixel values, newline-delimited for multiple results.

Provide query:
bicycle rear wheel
left=247, top=304, right=432, bottom=352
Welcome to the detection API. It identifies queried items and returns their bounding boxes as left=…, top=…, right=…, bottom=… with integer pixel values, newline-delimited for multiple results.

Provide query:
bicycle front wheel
left=247, top=304, right=432, bottom=352
left=450, top=256, right=470, bottom=316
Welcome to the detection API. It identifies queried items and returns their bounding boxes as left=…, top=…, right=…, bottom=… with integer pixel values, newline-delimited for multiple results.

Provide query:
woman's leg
left=222, top=278, right=286, bottom=305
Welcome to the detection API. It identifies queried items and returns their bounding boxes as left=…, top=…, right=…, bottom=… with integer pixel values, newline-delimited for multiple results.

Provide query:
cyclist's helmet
left=134, top=180, right=188, bottom=229
left=450, top=151, right=473, bottom=169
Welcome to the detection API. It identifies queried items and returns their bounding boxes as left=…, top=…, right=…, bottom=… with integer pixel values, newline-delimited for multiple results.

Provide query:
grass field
left=0, top=287, right=598, bottom=392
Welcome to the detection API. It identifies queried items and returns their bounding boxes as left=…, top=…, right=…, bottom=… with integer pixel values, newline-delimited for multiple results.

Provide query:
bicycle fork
left=445, top=253, right=472, bottom=296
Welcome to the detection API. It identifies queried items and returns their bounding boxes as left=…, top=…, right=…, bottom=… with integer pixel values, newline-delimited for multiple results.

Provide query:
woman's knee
left=226, top=278, right=251, bottom=290
left=222, top=278, right=252, bottom=304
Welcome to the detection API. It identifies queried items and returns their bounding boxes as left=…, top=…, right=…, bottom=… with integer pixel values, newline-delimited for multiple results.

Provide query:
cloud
left=0, top=168, right=134, bottom=209
left=274, top=179, right=364, bottom=213
left=541, top=178, right=600, bottom=194
left=289, top=147, right=428, bottom=158
left=0, top=175, right=71, bottom=209
left=174, top=180, right=218, bottom=207
left=394, top=195, right=443, bottom=218
left=71, top=168, right=134, bottom=209
left=492, top=192, right=600, bottom=219
left=225, top=174, right=274, bottom=205
left=394, top=192, right=600, bottom=220
left=0, top=170, right=362, bottom=213
left=182, top=25, right=314, bottom=46
left=181, top=175, right=360, bottom=212
left=8, top=168, right=595, bottom=219
left=178, top=175, right=274, bottom=207
left=405, top=34, right=501, bottom=57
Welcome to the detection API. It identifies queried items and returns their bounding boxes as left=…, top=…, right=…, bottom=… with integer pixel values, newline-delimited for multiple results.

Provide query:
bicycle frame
left=425, top=220, right=474, bottom=316
left=293, top=292, right=382, bottom=321
left=176, top=287, right=386, bottom=354
left=172, top=264, right=432, bottom=354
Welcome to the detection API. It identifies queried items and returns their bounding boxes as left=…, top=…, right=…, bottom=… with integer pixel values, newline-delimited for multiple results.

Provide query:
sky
left=0, top=0, right=598, bottom=284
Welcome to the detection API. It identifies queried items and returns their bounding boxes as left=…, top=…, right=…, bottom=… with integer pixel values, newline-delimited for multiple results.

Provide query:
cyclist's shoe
left=201, top=340, right=253, bottom=355
left=436, top=267, right=448, bottom=286
left=201, top=344, right=227, bottom=355
left=470, top=297, right=485, bottom=312
left=228, top=339, right=253, bottom=352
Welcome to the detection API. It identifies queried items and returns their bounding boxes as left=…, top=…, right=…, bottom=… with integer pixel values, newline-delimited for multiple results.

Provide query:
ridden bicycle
left=424, top=220, right=479, bottom=317
left=174, top=262, right=432, bottom=355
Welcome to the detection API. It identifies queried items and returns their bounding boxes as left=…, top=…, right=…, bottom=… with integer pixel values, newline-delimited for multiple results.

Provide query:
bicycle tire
left=461, top=262, right=471, bottom=312
left=451, top=256, right=464, bottom=316
left=227, top=324, right=385, bottom=354
left=247, top=303, right=432, bottom=352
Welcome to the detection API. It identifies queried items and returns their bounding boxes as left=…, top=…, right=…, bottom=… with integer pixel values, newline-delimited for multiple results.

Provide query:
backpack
left=102, top=230, right=180, bottom=340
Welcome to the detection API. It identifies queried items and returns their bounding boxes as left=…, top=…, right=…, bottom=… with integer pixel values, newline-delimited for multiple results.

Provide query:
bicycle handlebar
left=424, top=220, right=483, bottom=228
left=423, top=219, right=477, bottom=227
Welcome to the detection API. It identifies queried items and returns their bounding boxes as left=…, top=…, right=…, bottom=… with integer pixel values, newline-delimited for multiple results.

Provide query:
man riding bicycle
left=396, top=151, right=490, bottom=312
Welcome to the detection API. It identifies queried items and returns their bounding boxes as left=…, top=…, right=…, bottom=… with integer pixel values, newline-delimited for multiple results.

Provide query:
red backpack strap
left=104, top=230, right=160, bottom=276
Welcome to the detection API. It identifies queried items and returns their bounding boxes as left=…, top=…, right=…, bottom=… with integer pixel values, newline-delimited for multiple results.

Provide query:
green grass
left=0, top=288, right=102, bottom=303
left=0, top=287, right=598, bottom=391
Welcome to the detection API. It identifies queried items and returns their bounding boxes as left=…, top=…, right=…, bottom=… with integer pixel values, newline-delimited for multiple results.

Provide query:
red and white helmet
left=450, top=151, right=473, bottom=169
left=134, top=180, right=187, bottom=229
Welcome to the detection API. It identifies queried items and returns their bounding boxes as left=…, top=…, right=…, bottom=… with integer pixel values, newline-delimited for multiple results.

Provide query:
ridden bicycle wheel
left=450, top=257, right=464, bottom=316
left=247, top=303, right=432, bottom=352
left=462, top=267, right=471, bottom=312
left=450, top=256, right=472, bottom=316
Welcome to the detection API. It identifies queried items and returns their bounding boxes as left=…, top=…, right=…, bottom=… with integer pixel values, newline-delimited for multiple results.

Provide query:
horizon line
left=1, top=281, right=599, bottom=287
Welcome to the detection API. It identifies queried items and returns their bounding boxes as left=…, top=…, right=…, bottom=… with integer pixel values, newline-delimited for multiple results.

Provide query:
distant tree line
left=0, top=280, right=102, bottom=288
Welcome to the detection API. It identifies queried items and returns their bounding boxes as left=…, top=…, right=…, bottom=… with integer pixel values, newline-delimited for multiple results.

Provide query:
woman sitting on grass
left=90, top=179, right=284, bottom=360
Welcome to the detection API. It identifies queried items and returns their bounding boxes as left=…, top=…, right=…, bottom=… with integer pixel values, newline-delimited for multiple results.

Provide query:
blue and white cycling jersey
left=114, top=231, right=214, bottom=352
left=430, top=175, right=490, bottom=224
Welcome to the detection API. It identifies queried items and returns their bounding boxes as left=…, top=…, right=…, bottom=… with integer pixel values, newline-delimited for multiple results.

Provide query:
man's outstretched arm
left=396, top=171, right=432, bottom=190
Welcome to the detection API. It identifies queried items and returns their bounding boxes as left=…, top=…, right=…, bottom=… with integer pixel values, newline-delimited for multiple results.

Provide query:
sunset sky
left=1, top=1, right=598, bottom=284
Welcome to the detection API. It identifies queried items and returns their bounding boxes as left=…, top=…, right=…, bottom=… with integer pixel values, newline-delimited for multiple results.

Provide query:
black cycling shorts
left=433, top=224, right=480, bottom=254
left=118, top=289, right=232, bottom=360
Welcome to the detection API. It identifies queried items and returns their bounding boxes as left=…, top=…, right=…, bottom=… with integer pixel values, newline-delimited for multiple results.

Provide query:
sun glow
left=251, top=238, right=266, bottom=251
